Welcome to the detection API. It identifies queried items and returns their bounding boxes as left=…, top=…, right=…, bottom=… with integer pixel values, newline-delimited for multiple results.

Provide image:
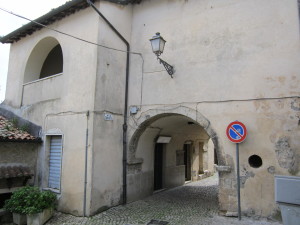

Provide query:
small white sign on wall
left=156, top=136, right=172, bottom=143
left=104, top=113, right=113, bottom=121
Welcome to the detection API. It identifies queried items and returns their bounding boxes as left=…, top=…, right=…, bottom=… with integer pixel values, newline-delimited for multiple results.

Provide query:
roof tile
left=0, top=116, right=41, bottom=142
left=0, top=165, right=33, bottom=179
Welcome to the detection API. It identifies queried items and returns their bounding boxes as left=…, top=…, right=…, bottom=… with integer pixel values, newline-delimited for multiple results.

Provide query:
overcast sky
left=0, top=0, right=69, bottom=103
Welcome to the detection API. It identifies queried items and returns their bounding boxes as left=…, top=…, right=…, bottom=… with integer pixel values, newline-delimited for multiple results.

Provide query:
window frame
left=43, top=133, right=64, bottom=193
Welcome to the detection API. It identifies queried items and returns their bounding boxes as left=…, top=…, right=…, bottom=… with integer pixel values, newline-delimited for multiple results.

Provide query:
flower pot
left=26, top=208, right=54, bottom=225
left=12, top=213, right=27, bottom=225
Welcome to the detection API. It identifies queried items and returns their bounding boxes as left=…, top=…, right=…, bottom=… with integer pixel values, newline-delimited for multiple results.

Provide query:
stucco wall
left=2, top=0, right=300, bottom=219
left=128, top=114, right=215, bottom=202
left=5, top=9, right=99, bottom=112
left=204, top=98, right=300, bottom=217
left=164, top=134, right=210, bottom=185
left=89, top=1, right=133, bottom=215
left=3, top=4, right=100, bottom=216
left=204, top=139, right=215, bottom=173
left=0, top=143, right=39, bottom=185
left=127, top=0, right=300, bottom=218
left=3, top=0, right=132, bottom=216
left=89, top=113, right=124, bottom=214
left=41, top=113, right=90, bottom=216
left=129, top=0, right=300, bottom=105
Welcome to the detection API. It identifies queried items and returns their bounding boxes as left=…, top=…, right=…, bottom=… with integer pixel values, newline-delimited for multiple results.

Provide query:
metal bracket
left=158, top=57, right=174, bottom=78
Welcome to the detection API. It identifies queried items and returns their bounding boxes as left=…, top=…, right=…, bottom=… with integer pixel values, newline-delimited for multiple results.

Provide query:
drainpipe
left=83, top=110, right=89, bottom=216
left=87, top=0, right=129, bottom=205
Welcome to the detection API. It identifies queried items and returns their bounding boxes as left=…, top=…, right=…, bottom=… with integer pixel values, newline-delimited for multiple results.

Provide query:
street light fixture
left=149, top=32, right=174, bottom=78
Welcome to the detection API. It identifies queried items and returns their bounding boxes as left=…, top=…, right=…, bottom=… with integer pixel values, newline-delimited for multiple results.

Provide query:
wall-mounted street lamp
left=149, top=32, right=174, bottom=78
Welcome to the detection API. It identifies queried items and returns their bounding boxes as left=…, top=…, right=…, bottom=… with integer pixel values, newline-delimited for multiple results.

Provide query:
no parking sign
left=226, top=121, right=247, bottom=143
left=226, top=120, right=247, bottom=221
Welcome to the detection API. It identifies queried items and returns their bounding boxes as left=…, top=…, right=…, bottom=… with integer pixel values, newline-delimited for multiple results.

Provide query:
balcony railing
left=21, top=73, right=63, bottom=106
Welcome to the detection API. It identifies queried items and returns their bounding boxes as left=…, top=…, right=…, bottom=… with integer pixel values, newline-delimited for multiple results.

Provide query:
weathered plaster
left=291, top=98, right=300, bottom=111
left=128, top=106, right=226, bottom=167
left=2, top=0, right=300, bottom=219
left=240, top=168, right=255, bottom=188
left=275, top=137, right=298, bottom=174
left=127, top=106, right=235, bottom=212
left=0, top=143, right=39, bottom=186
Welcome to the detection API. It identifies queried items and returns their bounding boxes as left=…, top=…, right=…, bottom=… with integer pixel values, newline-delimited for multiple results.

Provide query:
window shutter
left=48, top=136, right=62, bottom=189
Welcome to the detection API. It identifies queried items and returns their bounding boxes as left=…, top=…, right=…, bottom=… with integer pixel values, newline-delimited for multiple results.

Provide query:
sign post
left=236, top=142, right=241, bottom=220
left=226, top=121, right=247, bottom=221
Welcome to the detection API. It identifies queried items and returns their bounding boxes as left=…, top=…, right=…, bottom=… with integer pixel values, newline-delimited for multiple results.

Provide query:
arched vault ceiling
left=148, top=115, right=210, bottom=139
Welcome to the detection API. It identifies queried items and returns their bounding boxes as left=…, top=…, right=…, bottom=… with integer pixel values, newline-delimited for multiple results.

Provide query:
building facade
left=0, top=0, right=300, bottom=219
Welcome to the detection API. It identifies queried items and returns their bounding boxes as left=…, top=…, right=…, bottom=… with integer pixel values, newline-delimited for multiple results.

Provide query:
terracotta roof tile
left=0, top=165, right=33, bottom=179
left=0, top=116, right=41, bottom=142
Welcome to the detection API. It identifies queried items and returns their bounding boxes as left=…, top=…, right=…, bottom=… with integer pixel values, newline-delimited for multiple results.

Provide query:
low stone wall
left=0, top=142, right=39, bottom=186
left=198, top=169, right=215, bottom=180
left=127, top=171, right=153, bottom=203
left=164, top=165, right=185, bottom=188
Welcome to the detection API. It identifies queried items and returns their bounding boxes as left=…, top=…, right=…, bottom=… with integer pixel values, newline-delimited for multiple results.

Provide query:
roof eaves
left=0, top=108, right=42, bottom=143
left=104, top=0, right=142, bottom=5
left=0, top=0, right=142, bottom=44
left=0, top=0, right=95, bottom=44
left=0, top=138, right=42, bottom=143
left=0, top=165, right=34, bottom=179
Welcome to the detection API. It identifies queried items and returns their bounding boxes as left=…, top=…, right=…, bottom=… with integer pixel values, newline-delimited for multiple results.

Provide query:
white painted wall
left=2, top=0, right=300, bottom=218
left=89, top=1, right=133, bottom=215
left=128, top=0, right=300, bottom=218
left=3, top=5, right=100, bottom=216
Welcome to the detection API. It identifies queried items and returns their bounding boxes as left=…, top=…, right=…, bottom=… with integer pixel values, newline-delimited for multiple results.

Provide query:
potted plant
left=4, top=186, right=57, bottom=225
left=4, top=186, right=33, bottom=225
left=25, top=189, right=56, bottom=225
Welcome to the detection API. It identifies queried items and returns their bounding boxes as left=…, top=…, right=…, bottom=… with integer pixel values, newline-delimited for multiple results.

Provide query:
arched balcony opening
left=22, top=37, right=64, bottom=106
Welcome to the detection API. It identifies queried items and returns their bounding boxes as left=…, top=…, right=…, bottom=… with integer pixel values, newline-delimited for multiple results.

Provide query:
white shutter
left=48, top=136, right=62, bottom=190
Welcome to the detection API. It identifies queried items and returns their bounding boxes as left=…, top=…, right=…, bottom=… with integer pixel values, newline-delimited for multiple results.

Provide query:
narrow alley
left=44, top=175, right=281, bottom=225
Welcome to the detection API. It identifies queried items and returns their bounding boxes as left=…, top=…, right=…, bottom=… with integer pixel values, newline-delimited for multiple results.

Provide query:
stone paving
left=44, top=174, right=281, bottom=225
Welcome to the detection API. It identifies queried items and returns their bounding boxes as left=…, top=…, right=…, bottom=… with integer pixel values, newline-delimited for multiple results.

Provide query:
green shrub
left=20, top=123, right=30, bottom=132
left=4, top=186, right=56, bottom=215
left=4, top=186, right=33, bottom=214
left=10, top=117, right=18, bottom=127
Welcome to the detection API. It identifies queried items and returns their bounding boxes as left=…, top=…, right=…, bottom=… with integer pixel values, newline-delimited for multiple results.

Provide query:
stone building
left=0, top=114, right=41, bottom=223
left=0, top=0, right=299, bottom=219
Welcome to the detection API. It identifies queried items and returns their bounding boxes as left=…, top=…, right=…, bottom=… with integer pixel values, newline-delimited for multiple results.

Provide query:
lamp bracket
left=158, top=57, right=174, bottom=78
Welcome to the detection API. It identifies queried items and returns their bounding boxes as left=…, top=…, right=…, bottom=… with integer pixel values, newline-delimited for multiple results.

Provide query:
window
left=48, top=136, right=63, bottom=190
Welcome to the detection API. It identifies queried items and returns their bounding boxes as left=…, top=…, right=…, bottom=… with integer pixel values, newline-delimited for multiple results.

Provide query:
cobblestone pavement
left=45, top=175, right=281, bottom=225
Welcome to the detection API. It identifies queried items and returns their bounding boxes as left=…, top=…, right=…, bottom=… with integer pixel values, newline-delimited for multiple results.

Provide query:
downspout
left=87, top=0, right=129, bottom=205
left=83, top=110, right=89, bottom=216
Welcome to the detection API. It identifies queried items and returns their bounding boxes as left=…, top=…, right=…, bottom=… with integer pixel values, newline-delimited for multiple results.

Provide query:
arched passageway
left=127, top=107, right=226, bottom=204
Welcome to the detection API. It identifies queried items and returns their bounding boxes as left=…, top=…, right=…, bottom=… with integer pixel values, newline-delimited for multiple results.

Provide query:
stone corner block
left=215, top=165, right=231, bottom=172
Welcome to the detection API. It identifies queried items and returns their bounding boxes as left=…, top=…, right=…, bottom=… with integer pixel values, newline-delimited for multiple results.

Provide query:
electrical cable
left=0, top=6, right=146, bottom=109
left=129, top=95, right=300, bottom=108
left=2, top=7, right=299, bottom=116
left=0, top=7, right=142, bottom=56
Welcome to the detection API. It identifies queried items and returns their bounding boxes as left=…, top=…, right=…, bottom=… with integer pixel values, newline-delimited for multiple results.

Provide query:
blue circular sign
left=226, top=121, right=247, bottom=143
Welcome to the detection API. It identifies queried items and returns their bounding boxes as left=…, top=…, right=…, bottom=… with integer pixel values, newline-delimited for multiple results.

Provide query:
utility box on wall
left=275, top=175, right=300, bottom=225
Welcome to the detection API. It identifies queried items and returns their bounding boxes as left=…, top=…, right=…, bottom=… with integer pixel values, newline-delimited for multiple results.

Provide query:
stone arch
left=127, top=106, right=226, bottom=173
left=24, top=37, right=63, bottom=83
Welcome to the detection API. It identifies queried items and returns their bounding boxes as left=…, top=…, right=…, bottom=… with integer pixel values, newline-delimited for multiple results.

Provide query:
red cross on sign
left=226, top=121, right=247, bottom=143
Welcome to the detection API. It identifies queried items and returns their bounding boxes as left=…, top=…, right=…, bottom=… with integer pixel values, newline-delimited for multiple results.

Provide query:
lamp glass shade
left=150, top=32, right=166, bottom=56
left=159, top=38, right=166, bottom=54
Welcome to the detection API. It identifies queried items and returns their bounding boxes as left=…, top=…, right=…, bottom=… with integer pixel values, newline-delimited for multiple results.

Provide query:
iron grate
left=147, top=219, right=169, bottom=225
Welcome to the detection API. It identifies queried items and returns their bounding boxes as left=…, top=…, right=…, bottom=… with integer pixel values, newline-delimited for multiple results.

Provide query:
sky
left=0, top=0, right=69, bottom=103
